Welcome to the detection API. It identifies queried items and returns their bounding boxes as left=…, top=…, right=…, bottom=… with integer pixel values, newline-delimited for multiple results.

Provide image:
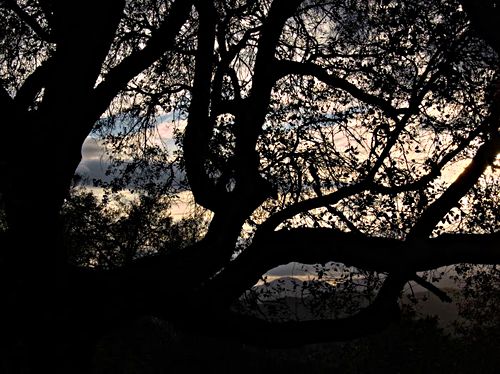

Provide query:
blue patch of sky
left=77, top=111, right=180, bottom=187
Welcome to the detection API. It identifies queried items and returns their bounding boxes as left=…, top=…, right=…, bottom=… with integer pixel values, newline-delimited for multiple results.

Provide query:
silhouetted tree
left=0, top=0, right=499, bottom=371
left=62, top=181, right=207, bottom=268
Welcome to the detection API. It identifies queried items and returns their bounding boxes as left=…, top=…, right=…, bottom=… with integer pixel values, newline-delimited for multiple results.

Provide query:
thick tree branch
left=62, top=228, right=499, bottom=348
left=14, top=56, right=55, bottom=109
left=183, top=0, right=220, bottom=210
left=233, top=0, right=304, bottom=189
left=204, top=228, right=500, bottom=309
left=460, top=0, right=500, bottom=54
left=193, top=287, right=402, bottom=345
left=407, top=132, right=500, bottom=240
left=0, top=86, right=16, bottom=193
left=0, top=85, right=14, bottom=109
left=92, top=0, right=194, bottom=118
left=64, top=255, right=401, bottom=346
left=39, top=0, right=126, bottom=124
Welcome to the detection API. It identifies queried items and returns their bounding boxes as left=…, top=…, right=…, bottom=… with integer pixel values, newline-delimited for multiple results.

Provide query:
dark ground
left=91, top=309, right=499, bottom=374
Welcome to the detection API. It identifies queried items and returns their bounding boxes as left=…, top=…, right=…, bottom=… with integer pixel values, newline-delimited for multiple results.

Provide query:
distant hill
left=401, top=289, right=462, bottom=331
left=241, top=277, right=461, bottom=330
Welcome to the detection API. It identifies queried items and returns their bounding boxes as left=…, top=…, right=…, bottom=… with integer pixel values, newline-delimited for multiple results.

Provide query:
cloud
left=81, top=137, right=107, bottom=160
left=75, top=137, right=112, bottom=184
left=75, top=129, right=186, bottom=188
left=266, top=262, right=313, bottom=277
left=152, top=117, right=186, bottom=150
left=75, top=159, right=112, bottom=184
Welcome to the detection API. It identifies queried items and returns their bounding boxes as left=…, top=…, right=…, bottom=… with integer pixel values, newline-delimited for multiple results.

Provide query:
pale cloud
left=76, top=137, right=112, bottom=184
left=156, top=121, right=175, bottom=140
left=81, top=137, right=106, bottom=160
left=75, top=115, right=184, bottom=186
left=152, top=117, right=186, bottom=150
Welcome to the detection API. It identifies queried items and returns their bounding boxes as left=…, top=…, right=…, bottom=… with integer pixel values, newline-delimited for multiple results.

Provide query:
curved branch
left=257, top=57, right=453, bottom=232
left=92, top=0, right=194, bottom=117
left=275, top=60, right=404, bottom=121
left=407, top=132, right=500, bottom=240
left=233, top=0, right=304, bottom=186
left=14, top=56, right=55, bottom=109
left=64, top=229, right=498, bottom=348
left=411, top=275, right=452, bottom=303
left=204, top=228, right=500, bottom=308
left=260, top=181, right=369, bottom=232
left=371, top=120, right=486, bottom=195
left=66, top=255, right=401, bottom=346
left=183, top=0, right=220, bottom=210
left=195, top=283, right=403, bottom=345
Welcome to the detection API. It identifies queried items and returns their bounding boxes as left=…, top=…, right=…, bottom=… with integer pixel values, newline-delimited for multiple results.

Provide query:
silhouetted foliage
left=0, top=0, right=499, bottom=372
left=62, top=183, right=207, bottom=268
left=453, top=263, right=500, bottom=338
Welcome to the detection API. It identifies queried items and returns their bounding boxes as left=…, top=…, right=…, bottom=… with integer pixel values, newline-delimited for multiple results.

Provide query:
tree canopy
left=0, top=0, right=499, bottom=371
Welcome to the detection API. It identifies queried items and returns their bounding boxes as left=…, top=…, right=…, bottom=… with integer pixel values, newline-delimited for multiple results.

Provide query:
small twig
left=411, top=274, right=452, bottom=303
left=3, top=0, right=54, bottom=42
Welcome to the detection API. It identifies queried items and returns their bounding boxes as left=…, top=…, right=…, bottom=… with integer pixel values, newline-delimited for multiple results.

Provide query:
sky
left=76, top=113, right=179, bottom=185
left=73, top=113, right=496, bottom=293
left=76, top=136, right=112, bottom=184
left=70, top=114, right=495, bottom=333
left=75, top=129, right=464, bottom=290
